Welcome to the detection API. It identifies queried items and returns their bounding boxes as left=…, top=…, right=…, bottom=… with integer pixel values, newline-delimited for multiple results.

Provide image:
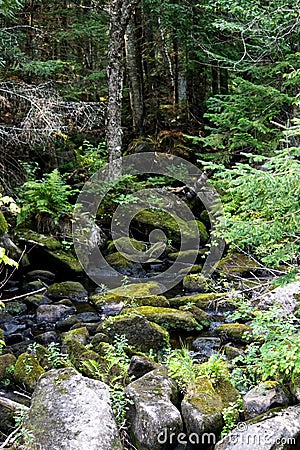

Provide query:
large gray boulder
left=254, top=281, right=300, bottom=315
left=215, top=404, right=300, bottom=450
left=24, top=368, right=123, bottom=450
left=243, top=381, right=289, bottom=419
left=125, top=367, right=183, bottom=450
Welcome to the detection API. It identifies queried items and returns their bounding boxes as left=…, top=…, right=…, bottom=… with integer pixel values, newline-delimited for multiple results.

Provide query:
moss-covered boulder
left=97, top=314, right=169, bottom=353
left=0, top=353, right=16, bottom=381
left=0, top=211, right=8, bottom=236
left=14, top=353, right=45, bottom=391
left=90, top=282, right=162, bottom=308
left=48, top=281, right=88, bottom=302
left=61, top=326, right=89, bottom=346
left=216, top=252, right=261, bottom=276
left=47, top=249, right=83, bottom=275
left=105, top=251, right=145, bottom=276
left=168, top=249, right=204, bottom=262
left=124, top=306, right=203, bottom=332
left=183, top=274, right=216, bottom=293
left=4, top=301, right=27, bottom=315
left=179, top=304, right=211, bottom=328
left=16, top=230, right=61, bottom=250
left=214, top=323, right=252, bottom=343
left=169, top=292, right=222, bottom=309
left=107, top=237, right=146, bottom=254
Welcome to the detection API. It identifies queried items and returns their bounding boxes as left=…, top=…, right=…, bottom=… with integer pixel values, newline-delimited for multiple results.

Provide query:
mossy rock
left=0, top=211, right=8, bottom=236
left=47, top=249, right=83, bottom=275
left=216, top=251, right=261, bottom=276
left=169, top=292, right=222, bottom=309
left=129, top=295, right=170, bottom=307
left=124, top=306, right=203, bottom=332
left=133, top=209, right=207, bottom=247
left=14, top=353, right=45, bottom=391
left=24, top=294, right=51, bottom=307
left=4, top=301, right=27, bottom=315
left=90, top=282, right=162, bottom=308
left=168, top=249, right=204, bottom=262
left=183, top=274, right=216, bottom=293
left=214, top=378, right=240, bottom=408
left=179, top=304, right=211, bottom=328
left=107, top=237, right=146, bottom=254
left=16, top=230, right=61, bottom=250
left=0, top=353, right=16, bottom=380
left=105, top=251, right=144, bottom=276
left=61, top=326, right=89, bottom=346
left=62, top=338, right=88, bottom=363
left=97, top=314, right=169, bottom=353
left=48, top=281, right=87, bottom=302
left=214, top=323, right=252, bottom=343
left=0, top=328, right=4, bottom=343
left=178, top=265, right=204, bottom=275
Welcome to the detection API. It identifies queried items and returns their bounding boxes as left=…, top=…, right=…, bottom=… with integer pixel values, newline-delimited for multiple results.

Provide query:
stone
left=105, top=251, right=145, bottom=276
left=192, top=337, right=221, bottom=360
left=75, top=312, right=100, bottom=323
left=243, top=381, right=289, bottom=420
left=183, top=274, right=216, bottom=293
left=14, top=353, right=45, bottom=391
left=16, top=230, right=61, bottom=250
left=169, top=292, right=223, bottom=309
left=216, top=252, right=261, bottom=276
left=97, top=314, right=169, bottom=353
left=4, top=301, right=27, bottom=315
left=214, top=323, right=252, bottom=343
left=22, top=280, right=45, bottom=294
left=254, top=281, right=300, bottom=315
left=90, top=282, right=162, bottom=308
left=0, top=353, right=16, bottom=380
left=179, top=304, right=211, bottom=328
left=24, top=294, right=52, bottom=307
left=61, top=326, right=89, bottom=345
left=48, top=281, right=88, bottom=302
left=127, top=355, right=159, bottom=379
left=26, top=270, right=55, bottom=283
left=107, top=237, right=146, bottom=254
left=123, top=306, right=203, bottom=332
left=215, top=404, right=300, bottom=450
left=36, top=304, right=76, bottom=323
left=125, top=367, right=183, bottom=450
left=35, top=331, right=59, bottom=346
left=24, top=368, right=123, bottom=450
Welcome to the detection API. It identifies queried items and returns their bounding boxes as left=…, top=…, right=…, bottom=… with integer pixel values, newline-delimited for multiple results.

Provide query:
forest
left=0, top=0, right=299, bottom=449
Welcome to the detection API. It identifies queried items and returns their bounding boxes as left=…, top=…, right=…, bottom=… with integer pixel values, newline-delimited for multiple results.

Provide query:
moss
left=16, top=229, right=61, bottom=250
left=90, top=282, right=162, bottom=307
left=124, top=306, right=203, bottom=332
left=179, top=304, right=211, bottom=328
left=130, top=295, right=170, bottom=307
left=62, top=327, right=89, bottom=345
left=214, top=323, right=252, bottom=343
left=0, top=328, right=4, bottom=343
left=14, top=353, right=45, bottom=391
left=105, top=251, right=132, bottom=269
left=47, top=249, right=83, bottom=274
left=168, top=249, right=203, bottom=262
left=183, top=274, right=216, bottom=293
left=178, top=265, right=203, bottom=275
left=186, top=378, right=223, bottom=415
left=169, top=292, right=222, bottom=309
left=216, top=251, right=260, bottom=276
left=47, top=281, right=87, bottom=301
left=4, top=301, right=27, bottom=315
left=193, top=220, right=209, bottom=243
left=0, top=353, right=16, bottom=380
left=0, top=211, right=8, bottom=236
left=98, top=314, right=169, bottom=353
left=214, top=379, right=239, bottom=408
left=107, top=237, right=146, bottom=254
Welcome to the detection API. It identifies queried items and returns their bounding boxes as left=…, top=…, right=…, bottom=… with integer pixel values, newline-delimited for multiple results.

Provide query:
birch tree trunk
left=107, top=0, right=141, bottom=179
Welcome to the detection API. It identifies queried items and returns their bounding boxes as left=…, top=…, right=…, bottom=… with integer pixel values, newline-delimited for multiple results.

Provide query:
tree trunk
left=106, top=0, right=142, bottom=179
left=125, top=15, right=144, bottom=135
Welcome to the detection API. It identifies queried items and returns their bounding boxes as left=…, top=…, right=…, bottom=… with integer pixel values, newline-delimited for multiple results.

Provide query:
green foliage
left=232, top=307, right=300, bottom=389
left=17, top=169, right=75, bottom=228
left=75, top=140, right=108, bottom=175
left=0, top=0, right=24, bottom=18
left=221, top=398, right=243, bottom=436
left=202, top=78, right=291, bottom=155
left=202, top=147, right=300, bottom=267
left=47, top=343, right=68, bottom=369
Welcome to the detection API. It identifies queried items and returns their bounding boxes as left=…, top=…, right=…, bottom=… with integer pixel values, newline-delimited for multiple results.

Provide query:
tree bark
left=106, top=0, right=142, bottom=179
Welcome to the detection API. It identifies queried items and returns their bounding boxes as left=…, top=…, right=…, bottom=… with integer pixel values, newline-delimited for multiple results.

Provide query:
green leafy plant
left=17, top=169, right=75, bottom=231
left=47, top=342, right=69, bottom=369
left=221, top=398, right=243, bottom=436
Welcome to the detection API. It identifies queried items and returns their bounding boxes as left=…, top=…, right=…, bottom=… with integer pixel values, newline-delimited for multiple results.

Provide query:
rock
left=48, top=281, right=88, bottom=302
left=16, top=230, right=62, bottom=250
left=26, top=269, right=55, bottom=283
left=14, top=353, right=45, bottom=391
left=192, top=337, right=221, bottom=359
left=36, top=304, right=76, bottom=323
left=97, top=314, right=169, bottom=353
left=123, top=306, right=203, bottom=332
left=46, top=249, right=84, bottom=276
left=254, top=281, right=300, bottom=315
left=127, top=355, right=159, bottom=379
left=183, top=274, right=216, bottom=293
left=107, top=237, right=146, bottom=254
left=0, top=353, right=16, bottom=380
left=35, top=331, right=59, bottom=346
left=179, top=304, right=211, bottom=328
left=22, top=280, right=45, bottom=294
left=169, top=292, right=223, bottom=309
left=125, top=367, right=183, bottom=450
left=4, top=301, right=27, bottom=315
left=24, top=368, right=123, bottom=450
left=168, top=249, right=204, bottom=262
left=0, top=211, right=8, bottom=235
left=243, top=381, right=289, bottom=419
left=56, top=316, right=81, bottom=332
left=215, top=404, right=300, bottom=450
left=216, top=252, right=261, bottom=276
left=181, top=378, right=224, bottom=439
left=105, top=251, right=145, bottom=276
left=75, top=312, right=100, bottom=323
left=24, top=294, right=52, bottom=307
left=61, top=326, right=89, bottom=345
left=214, top=323, right=252, bottom=343
left=129, top=295, right=170, bottom=307
left=90, top=282, right=162, bottom=308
